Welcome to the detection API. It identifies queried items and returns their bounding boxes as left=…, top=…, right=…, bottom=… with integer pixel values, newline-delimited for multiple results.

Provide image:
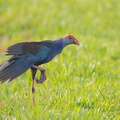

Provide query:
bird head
left=63, top=35, right=79, bottom=46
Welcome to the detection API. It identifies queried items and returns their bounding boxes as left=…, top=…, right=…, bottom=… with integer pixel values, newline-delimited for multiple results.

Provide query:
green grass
left=0, top=0, right=120, bottom=119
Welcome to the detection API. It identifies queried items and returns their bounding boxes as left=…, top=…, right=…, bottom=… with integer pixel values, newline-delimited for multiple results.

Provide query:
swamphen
left=0, top=35, right=79, bottom=102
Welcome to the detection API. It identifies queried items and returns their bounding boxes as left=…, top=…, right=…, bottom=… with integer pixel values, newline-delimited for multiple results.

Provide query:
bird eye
left=69, top=37, right=72, bottom=39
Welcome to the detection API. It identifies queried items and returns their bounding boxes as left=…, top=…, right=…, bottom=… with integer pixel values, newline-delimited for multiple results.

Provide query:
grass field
left=0, top=0, right=120, bottom=119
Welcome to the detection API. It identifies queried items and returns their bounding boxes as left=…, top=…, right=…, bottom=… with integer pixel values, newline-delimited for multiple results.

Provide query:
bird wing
left=0, top=55, right=32, bottom=83
left=0, top=41, right=54, bottom=83
left=6, top=41, right=54, bottom=56
left=6, top=41, right=54, bottom=64
left=6, top=43, right=24, bottom=55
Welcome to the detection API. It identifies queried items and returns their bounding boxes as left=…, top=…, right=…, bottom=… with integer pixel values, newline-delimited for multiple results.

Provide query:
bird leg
left=32, top=65, right=46, bottom=84
left=32, top=79, right=35, bottom=103
left=31, top=68, right=37, bottom=103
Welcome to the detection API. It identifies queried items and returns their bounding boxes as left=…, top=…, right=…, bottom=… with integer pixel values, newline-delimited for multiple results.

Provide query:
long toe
left=36, top=76, right=46, bottom=84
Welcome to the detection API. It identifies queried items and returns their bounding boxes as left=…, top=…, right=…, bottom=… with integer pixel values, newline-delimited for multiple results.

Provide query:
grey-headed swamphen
left=0, top=35, right=79, bottom=102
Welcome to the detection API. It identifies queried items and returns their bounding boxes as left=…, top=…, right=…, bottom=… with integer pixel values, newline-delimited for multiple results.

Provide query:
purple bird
left=0, top=35, right=79, bottom=101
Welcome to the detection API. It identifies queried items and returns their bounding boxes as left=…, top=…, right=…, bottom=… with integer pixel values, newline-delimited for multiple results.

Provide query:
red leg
left=32, top=79, right=35, bottom=103
left=32, top=65, right=46, bottom=84
left=31, top=68, right=37, bottom=103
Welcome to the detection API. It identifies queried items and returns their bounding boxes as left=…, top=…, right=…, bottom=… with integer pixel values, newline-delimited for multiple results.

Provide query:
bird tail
left=0, top=56, right=32, bottom=83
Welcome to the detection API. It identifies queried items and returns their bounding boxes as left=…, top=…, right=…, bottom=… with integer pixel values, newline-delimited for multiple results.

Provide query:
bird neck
left=55, top=37, right=72, bottom=48
left=63, top=42, right=72, bottom=47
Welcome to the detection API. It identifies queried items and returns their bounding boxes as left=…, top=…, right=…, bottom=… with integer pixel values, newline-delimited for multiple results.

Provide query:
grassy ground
left=0, top=0, right=120, bottom=119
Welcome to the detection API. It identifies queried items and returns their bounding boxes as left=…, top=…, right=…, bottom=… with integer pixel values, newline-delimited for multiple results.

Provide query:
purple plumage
left=0, top=35, right=79, bottom=101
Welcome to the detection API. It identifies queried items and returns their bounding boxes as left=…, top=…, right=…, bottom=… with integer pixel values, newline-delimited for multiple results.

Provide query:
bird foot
left=36, top=74, right=46, bottom=84
left=36, top=77, right=46, bottom=84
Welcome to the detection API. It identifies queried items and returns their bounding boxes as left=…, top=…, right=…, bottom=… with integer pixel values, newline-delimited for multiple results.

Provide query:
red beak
left=73, top=39, right=80, bottom=45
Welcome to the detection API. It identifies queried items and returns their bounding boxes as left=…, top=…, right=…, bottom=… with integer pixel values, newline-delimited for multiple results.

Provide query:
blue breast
left=40, top=42, right=63, bottom=64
